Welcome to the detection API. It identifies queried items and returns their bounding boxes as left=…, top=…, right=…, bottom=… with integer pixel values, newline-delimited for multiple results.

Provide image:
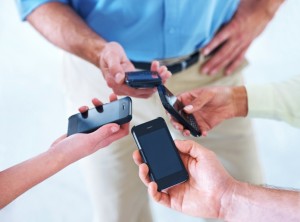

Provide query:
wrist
left=82, top=38, right=106, bottom=68
left=232, top=86, right=248, bottom=117
left=219, top=181, right=249, bottom=221
left=258, top=0, right=285, bottom=20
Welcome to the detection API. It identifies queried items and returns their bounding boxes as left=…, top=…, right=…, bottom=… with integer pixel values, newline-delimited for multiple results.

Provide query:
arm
left=0, top=95, right=129, bottom=209
left=221, top=182, right=300, bottom=222
left=26, top=2, right=171, bottom=98
left=246, top=76, right=300, bottom=127
left=201, top=0, right=285, bottom=75
left=133, top=140, right=300, bottom=221
left=169, top=75, right=300, bottom=136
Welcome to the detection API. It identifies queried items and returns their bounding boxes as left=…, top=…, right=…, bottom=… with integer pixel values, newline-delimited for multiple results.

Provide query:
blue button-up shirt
left=17, top=0, right=239, bottom=62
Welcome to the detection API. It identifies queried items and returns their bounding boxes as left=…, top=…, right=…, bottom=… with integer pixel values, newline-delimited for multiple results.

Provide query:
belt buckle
left=180, top=60, right=187, bottom=70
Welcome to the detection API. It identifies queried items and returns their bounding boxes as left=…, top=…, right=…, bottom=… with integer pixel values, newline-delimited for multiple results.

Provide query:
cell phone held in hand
left=157, top=85, right=201, bottom=137
left=125, top=71, right=162, bottom=88
left=131, top=117, right=189, bottom=191
left=67, top=97, right=132, bottom=136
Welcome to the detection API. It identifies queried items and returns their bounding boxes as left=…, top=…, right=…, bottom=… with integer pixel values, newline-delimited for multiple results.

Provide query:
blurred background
left=0, top=1, right=300, bottom=221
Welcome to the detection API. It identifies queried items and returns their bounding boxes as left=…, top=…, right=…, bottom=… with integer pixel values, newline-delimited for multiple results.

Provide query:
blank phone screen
left=138, top=128, right=183, bottom=180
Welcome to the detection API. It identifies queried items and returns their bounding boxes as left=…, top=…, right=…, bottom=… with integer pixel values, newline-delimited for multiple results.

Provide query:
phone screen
left=138, top=127, right=183, bottom=180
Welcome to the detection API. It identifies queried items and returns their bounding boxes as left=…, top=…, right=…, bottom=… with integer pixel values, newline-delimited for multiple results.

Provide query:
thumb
left=87, top=123, right=120, bottom=144
left=183, top=96, right=210, bottom=114
left=174, top=140, right=207, bottom=161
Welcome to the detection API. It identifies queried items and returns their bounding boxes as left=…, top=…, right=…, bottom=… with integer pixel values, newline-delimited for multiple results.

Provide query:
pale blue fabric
left=17, top=0, right=239, bottom=61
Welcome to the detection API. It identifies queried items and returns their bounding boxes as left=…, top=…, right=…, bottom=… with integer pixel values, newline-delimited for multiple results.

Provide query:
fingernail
left=203, top=49, right=210, bottom=56
left=211, top=69, right=218, bottom=75
left=202, top=67, right=208, bottom=74
left=115, top=73, right=124, bottom=84
left=184, top=105, right=193, bottom=111
left=111, top=125, right=120, bottom=133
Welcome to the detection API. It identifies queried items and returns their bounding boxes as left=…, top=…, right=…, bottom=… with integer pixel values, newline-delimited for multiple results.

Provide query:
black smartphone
left=125, top=71, right=162, bottom=88
left=131, top=117, right=189, bottom=191
left=67, top=97, right=132, bottom=136
left=157, top=85, right=201, bottom=137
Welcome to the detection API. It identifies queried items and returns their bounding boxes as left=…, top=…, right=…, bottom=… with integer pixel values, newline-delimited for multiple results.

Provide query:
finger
left=139, top=163, right=151, bottom=186
left=88, top=123, right=120, bottom=145
left=148, top=182, right=171, bottom=207
left=182, top=129, right=191, bottom=137
left=132, top=150, right=143, bottom=165
left=225, top=46, right=248, bottom=75
left=202, top=131, right=208, bottom=137
left=207, top=43, right=245, bottom=75
left=170, top=118, right=184, bottom=131
left=202, top=23, right=233, bottom=56
left=151, top=60, right=160, bottom=72
left=92, top=98, right=103, bottom=107
left=160, top=70, right=172, bottom=84
left=78, top=105, right=89, bottom=113
left=105, top=56, right=126, bottom=85
left=109, top=93, right=118, bottom=102
left=201, top=40, right=237, bottom=75
left=183, top=97, right=210, bottom=114
left=174, top=140, right=204, bottom=161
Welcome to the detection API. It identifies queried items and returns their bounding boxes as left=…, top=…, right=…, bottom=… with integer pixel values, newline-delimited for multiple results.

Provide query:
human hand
left=201, top=0, right=283, bottom=75
left=99, top=42, right=171, bottom=98
left=133, top=140, right=237, bottom=219
left=49, top=93, right=129, bottom=163
left=169, top=86, right=247, bottom=136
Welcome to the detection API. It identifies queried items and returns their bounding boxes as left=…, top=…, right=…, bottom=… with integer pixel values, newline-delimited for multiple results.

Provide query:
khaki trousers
left=62, top=53, right=263, bottom=222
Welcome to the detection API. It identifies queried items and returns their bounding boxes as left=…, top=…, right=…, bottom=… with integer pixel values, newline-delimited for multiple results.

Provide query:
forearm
left=246, top=76, right=300, bottom=127
left=221, top=182, right=300, bottom=222
left=0, top=147, right=74, bottom=209
left=27, top=2, right=106, bottom=67
left=241, top=0, right=285, bottom=19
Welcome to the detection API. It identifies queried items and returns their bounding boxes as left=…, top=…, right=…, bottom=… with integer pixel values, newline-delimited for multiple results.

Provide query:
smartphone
left=67, top=97, right=132, bottom=136
left=125, top=71, right=162, bottom=88
left=157, top=85, right=201, bottom=137
left=131, top=117, right=189, bottom=191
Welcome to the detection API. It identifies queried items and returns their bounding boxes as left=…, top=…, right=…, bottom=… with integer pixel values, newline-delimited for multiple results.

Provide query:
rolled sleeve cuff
left=246, top=84, right=275, bottom=119
left=17, top=0, right=68, bottom=21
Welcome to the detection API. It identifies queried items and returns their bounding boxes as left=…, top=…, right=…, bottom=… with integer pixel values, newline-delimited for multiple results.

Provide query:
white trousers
left=62, top=53, right=263, bottom=222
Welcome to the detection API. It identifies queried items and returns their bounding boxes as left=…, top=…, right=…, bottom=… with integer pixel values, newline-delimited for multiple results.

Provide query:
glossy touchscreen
left=138, top=128, right=183, bottom=180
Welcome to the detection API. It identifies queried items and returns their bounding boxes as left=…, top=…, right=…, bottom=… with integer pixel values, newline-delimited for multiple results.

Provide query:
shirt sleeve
left=246, top=75, right=300, bottom=128
left=16, top=0, right=69, bottom=21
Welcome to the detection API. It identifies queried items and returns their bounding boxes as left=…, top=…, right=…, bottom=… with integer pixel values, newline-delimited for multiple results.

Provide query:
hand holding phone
left=157, top=85, right=201, bottom=137
left=67, top=96, right=132, bottom=136
left=131, top=117, right=188, bottom=191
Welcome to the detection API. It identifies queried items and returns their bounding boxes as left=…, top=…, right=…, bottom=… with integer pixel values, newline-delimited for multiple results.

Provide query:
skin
left=133, top=140, right=300, bottom=221
left=201, top=0, right=285, bottom=75
left=0, top=94, right=128, bottom=209
left=27, top=2, right=171, bottom=99
left=170, top=86, right=247, bottom=136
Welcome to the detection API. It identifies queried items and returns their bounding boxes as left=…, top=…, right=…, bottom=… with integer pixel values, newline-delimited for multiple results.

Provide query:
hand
left=49, top=93, right=129, bottom=162
left=99, top=42, right=171, bottom=98
left=169, top=86, right=247, bottom=136
left=133, top=140, right=237, bottom=219
left=201, top=0, right=283, bottom=75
